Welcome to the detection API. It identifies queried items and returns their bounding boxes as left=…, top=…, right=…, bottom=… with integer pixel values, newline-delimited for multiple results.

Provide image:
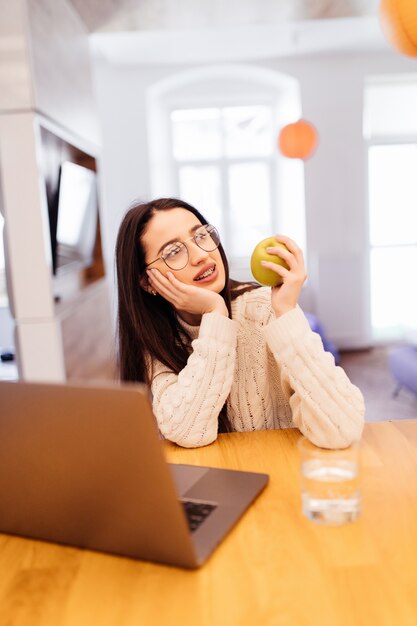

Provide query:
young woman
left=115, top=197, right=364, bottom=448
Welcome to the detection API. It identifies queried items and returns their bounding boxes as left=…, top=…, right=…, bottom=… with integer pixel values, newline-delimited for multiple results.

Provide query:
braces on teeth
left=195, top=267, right=215, bottom=280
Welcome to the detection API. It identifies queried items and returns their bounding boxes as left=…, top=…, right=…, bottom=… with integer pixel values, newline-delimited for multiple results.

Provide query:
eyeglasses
left=145, top=224, right=220, bottom=271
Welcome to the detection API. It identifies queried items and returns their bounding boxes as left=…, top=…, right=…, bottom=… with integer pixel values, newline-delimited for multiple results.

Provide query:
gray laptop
left=0, top=380, right=268, bottom=568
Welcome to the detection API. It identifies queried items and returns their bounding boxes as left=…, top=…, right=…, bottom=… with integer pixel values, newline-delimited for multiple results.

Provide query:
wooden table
left=1, top=420, right=417, bottom=626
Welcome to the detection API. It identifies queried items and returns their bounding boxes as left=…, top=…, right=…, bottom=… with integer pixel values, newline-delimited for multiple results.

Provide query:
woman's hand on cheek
left=262, top=235, right=307, bottom=317
left=146, top=269, right=228, bottom=317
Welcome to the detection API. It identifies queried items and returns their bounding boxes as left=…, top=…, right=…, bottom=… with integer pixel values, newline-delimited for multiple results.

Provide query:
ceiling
left=69, top=0, right=380, bottom=33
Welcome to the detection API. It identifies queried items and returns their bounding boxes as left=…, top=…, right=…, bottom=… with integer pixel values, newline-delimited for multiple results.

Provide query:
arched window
left=147, top=65, right=305, bottom=280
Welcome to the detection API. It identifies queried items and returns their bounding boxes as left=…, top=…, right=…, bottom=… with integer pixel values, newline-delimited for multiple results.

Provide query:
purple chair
left=305, top=313, right=341, bottom=365
left=388, top=346, right=417, bottom=397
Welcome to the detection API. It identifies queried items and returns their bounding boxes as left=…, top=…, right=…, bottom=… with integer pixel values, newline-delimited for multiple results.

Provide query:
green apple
left=250, top=237, right=289, bottom=287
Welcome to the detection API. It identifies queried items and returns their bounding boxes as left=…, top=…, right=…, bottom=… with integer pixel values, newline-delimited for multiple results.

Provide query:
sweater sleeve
left=263, top=305, right=365, bottom=448
left=150, top=312, right=237, bottom=448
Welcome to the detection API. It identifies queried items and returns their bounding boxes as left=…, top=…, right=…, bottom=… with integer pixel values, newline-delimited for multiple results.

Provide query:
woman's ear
left=139, top=274, right=149, bottom=291
left=139, top=274, right=157, bottom=297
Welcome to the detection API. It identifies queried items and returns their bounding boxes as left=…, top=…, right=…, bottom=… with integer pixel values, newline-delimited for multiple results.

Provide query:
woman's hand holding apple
left=251, top=235, right=307, bottom=317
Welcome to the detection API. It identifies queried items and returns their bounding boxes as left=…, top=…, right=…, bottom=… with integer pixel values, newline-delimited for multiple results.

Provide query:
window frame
left=168, top=99, right=279, bottom=278
left=366, top=136, right=417, bottom=341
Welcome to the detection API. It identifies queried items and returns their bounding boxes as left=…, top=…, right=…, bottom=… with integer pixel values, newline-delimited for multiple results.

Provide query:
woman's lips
left=193, top=264, right=218, bottom=284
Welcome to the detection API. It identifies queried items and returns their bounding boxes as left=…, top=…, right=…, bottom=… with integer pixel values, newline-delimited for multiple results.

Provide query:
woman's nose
left=188, top=241, right=209, bottom=265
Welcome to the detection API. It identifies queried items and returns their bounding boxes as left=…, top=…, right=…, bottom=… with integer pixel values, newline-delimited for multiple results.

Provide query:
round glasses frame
left=145, top=224, right=220, bottom=271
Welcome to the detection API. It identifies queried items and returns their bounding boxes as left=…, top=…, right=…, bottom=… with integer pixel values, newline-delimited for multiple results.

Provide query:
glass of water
left=298, top=437, right=361, bottom=525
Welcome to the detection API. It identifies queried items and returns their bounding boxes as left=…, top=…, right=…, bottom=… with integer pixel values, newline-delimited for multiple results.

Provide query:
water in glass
left=301, top=458, right=361, bottom=525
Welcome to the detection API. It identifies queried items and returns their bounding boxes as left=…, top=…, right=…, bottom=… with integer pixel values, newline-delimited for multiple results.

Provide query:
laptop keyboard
left=181, top=499, right=217, bottom=532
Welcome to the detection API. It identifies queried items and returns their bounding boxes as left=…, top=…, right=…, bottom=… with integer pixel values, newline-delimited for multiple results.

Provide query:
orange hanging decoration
left=278, top=119, right=318, bottom=160
left=379, top=0, right=417, bottom=57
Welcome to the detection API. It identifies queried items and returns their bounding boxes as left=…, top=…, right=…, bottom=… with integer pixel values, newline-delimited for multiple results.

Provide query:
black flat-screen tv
left=51, top=161, right=98, bottom=274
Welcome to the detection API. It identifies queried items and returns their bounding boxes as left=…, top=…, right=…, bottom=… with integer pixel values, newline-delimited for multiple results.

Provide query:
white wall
left=92, top=64, right=159, bottom=274
left=92, top=44, right=417, bottom=349
left=25, top=0, right=100, bottom=145
left=0, top=0, right=101, bottom=379
left=271, top=51, right=417, bottom=347
left=0, top=0, right=34, bottom=111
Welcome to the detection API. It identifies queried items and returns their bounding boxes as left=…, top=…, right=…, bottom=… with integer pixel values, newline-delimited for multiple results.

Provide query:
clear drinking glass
left=298, top=437, right=361, bottom=525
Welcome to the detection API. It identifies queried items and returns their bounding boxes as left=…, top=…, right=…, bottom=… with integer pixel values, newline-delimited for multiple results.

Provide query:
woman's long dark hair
left=115, top=197, right=259, bottom=432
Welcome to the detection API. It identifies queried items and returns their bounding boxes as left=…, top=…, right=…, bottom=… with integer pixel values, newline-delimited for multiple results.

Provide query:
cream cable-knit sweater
left=150, top=287, right=365, bottom=449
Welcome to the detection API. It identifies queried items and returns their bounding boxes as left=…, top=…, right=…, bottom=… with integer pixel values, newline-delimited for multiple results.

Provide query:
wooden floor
left=340, top=345, right=417, bottom=422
